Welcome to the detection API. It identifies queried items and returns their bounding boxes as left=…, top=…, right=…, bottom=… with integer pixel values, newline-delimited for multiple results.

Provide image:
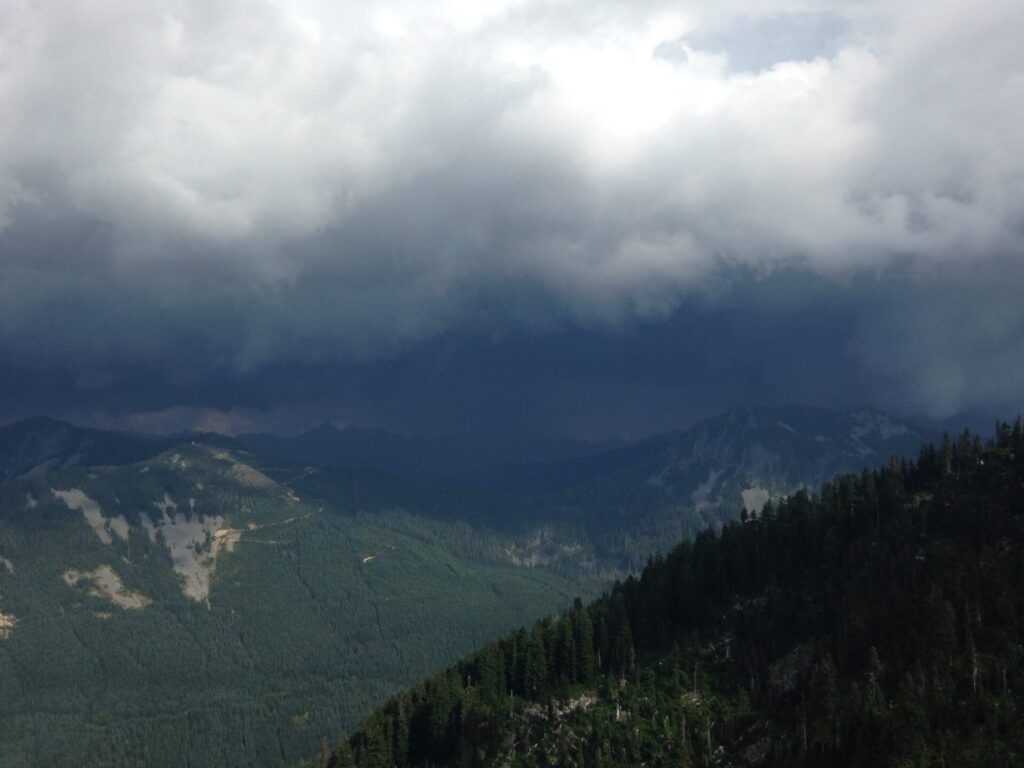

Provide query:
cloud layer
left=2, top=0, right=1023, bottom=428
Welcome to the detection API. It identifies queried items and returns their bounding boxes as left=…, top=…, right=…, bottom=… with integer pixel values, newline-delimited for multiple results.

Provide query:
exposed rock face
left=51, top=444, right=289, bottom=606
left=140, top=502, right=227, bottom=604
left=63, top=565, right=151, bottom=610
left=0, top=554, right=14, bottom=638
left=52, top=489, right=130, bottom=545
left=54, top=483, right=240, bottom=604
left=0, top=608, right=16, bottom=639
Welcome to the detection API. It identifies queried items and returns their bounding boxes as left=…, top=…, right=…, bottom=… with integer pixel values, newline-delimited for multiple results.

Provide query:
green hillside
left=326, top=422, right=1024, bottom=767
left=0, top=445, right=592, bottom=767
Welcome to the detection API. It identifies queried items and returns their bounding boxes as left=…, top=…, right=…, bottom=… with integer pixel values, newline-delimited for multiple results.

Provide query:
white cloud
left=1, top=0, right=1022, bottom=374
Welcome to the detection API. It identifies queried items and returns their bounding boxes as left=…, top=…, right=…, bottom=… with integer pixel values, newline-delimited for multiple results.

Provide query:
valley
left=0, top=407, right=931, bottom=766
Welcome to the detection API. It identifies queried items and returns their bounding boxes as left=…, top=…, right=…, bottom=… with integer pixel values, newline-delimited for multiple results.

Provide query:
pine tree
left=573, top=606, right=595, bottom=683
left=392, top=699, right=409, bottom=767
left=612, top=620, right=635, bottom=675
left=355, top=717, right=390, bottom=768
left=329, top=740, right=356, bottom=768
left=557, top=616, right=577, bottom=687
left=809, top=655, right=840, bottom=754
left=525, top=626, right=548, bottom=697
left=595, top=615, right=611, bottom=673
left=863, top=647, right=887, bottom=718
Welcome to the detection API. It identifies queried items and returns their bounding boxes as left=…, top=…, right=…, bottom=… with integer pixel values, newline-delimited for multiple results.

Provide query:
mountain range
left=0, top=416, right=176, bottom=482
left=0, top=405, right=936, bottom=766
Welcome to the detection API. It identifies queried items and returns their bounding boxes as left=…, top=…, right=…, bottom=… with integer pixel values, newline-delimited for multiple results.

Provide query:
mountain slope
left=0, top=416, right=176, bottom=481
left=252, top=407, right=935, bottom=590
left=469, top=406, right=930, bottom=501
left=236, top=424, right=619, bottom=480
left=0, top=444, right=594, bottom=767
left=501, top=406, right=935, bottom=572
left=646, top=406, right=933, bottom=511
left=327, top=421, right=1024, bottom=768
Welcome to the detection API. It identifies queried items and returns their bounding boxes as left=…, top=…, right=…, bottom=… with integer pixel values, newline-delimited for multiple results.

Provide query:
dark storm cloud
left=13, top=267, right=1015, bottom=439
left=1, top=0, right=1023, bottom=431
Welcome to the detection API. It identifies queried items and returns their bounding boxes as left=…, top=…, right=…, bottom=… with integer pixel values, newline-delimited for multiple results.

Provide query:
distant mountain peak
left=0, top=418, right=177, bottom=481
left=649, top=405, right=933, bottom=512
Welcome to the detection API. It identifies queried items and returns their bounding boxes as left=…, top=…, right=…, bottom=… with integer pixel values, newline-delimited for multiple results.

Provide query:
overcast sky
left=2, top=0, right=1023, bottom=437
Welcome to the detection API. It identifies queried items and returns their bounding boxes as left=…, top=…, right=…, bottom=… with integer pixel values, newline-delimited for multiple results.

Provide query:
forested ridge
left=0, top=448, right=591, bottom=767
left=322, top=421, right=1024, bottom=767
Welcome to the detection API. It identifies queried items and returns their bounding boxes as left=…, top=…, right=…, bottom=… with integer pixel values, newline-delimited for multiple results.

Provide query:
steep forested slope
left=326, top=422, right=1024, bottom=767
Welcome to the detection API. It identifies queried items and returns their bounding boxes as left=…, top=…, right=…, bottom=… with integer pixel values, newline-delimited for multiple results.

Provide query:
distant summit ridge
left=0, top=416, right=172, bottom=481
left=649, top=405, right=932, bottom=512
left=477, top=405, right=933, bottom=505
left=1, top=405, right=931, bottom=501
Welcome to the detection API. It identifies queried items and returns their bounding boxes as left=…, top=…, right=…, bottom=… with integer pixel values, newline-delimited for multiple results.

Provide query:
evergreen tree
left=573, top=604, right=595, bottom=683
left=329, top=740, right=356, bottom=768
left=557, top=616, right=576, bottom=687
left=328, top=422, right=1024, bottom=768
left=525, top=626, right=548, bottom=697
